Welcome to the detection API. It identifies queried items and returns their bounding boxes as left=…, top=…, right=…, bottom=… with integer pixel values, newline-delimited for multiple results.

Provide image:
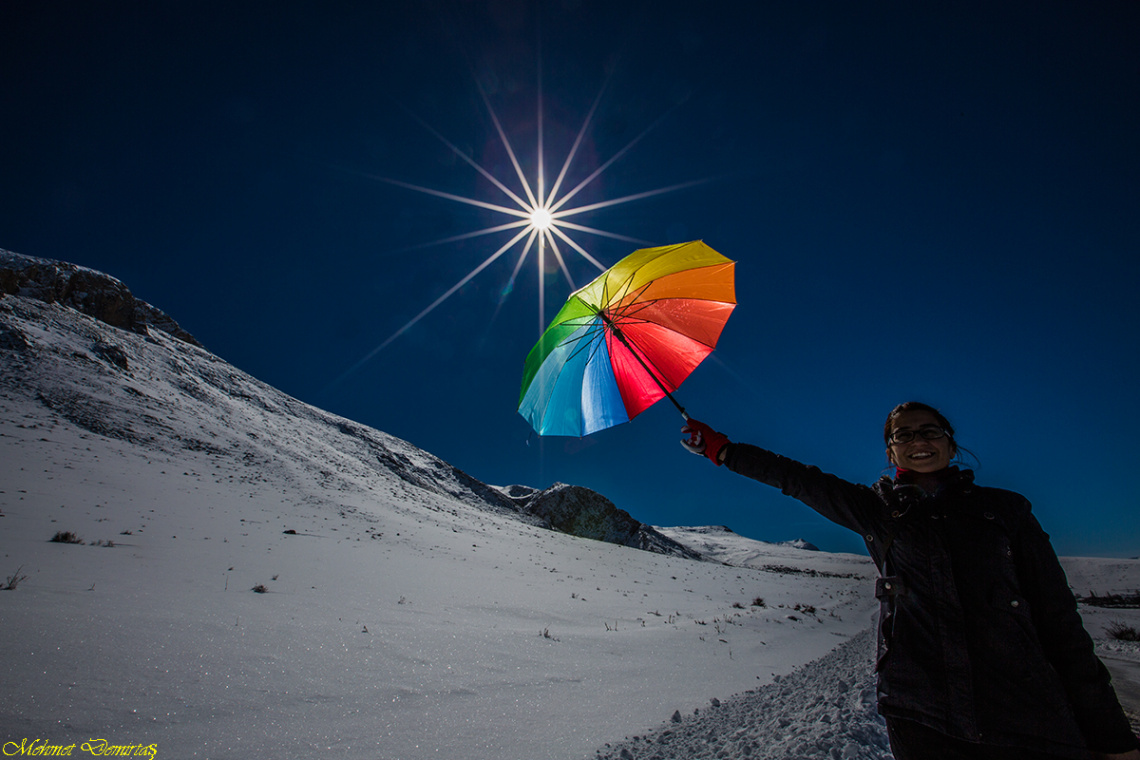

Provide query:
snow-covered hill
left=2, top=249, right=1138, bottom=760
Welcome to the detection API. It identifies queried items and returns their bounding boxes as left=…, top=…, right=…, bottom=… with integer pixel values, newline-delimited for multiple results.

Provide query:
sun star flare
left=327, top=70, right=711, bottom=389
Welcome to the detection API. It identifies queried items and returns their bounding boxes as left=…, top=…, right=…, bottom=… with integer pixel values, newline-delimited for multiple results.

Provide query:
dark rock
left=0, top=248, right=200, bottom=346
left=504, top=482, right=701, bottom=559
left=92, top=341, right=130, bottom=371
left=0, top=323, right=28, bottom=352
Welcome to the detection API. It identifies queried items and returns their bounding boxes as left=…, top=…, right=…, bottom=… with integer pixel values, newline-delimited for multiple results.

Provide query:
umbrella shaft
left=600, top=312, right=688, bottom=420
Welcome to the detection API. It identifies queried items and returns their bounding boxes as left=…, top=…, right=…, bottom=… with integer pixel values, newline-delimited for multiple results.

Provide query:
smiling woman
left=677, top=404, right=1140, bottom=760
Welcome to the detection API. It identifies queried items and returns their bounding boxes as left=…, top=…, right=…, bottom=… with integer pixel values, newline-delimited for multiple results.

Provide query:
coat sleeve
left=1013, top=511, right=1139, bottom=753
left=722, top=443, right=882, bottom=538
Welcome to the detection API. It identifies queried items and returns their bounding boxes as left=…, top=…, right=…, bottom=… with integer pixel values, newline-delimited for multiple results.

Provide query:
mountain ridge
left=0, top=248, right=200, bottom=346
left=0, top=247, right=719, bottom=556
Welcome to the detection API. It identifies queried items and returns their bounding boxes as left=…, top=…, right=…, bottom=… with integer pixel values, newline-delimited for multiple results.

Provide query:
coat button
left=984, top=512, right=995, bottom=520
left=884, top=582, right=893, bottom=591
left=1011, top=600, right=1020, bottom=608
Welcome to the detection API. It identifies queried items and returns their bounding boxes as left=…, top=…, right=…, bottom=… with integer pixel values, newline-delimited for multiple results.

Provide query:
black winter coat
left=723, top=442, right=1138, bottom=758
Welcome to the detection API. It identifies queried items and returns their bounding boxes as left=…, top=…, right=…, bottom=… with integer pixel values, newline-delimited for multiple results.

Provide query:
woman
left=681, top=402, right=1139, bottom=760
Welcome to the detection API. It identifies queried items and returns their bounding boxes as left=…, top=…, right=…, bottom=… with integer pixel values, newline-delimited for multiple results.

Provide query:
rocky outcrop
left=500, top=483, right=702, bottom=559
left=0, top=248, right=200, bottom=346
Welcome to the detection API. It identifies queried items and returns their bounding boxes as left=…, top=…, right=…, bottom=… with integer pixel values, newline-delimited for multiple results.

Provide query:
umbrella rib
left=598, top=271, right=651, bottom=314
left=547, top=317, right=610, bottom=367
left=535, top=319, right=613, bottom=435
left=607, top=290, right=732, bottom=349
left=612, top=308, right=721, bottom=350
left=605, top=292, right=664, bottom=331
left=537, top=319, right=613, bottom=432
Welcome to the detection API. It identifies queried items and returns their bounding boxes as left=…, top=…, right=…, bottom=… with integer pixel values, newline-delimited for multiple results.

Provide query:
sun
left=327, top=71, right=710, bottom=385
left=529, top=207, right=554, bottom=232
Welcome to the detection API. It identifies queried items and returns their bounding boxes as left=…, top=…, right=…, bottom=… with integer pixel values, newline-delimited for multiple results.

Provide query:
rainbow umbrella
left=519, top=240, right=735, bottom=436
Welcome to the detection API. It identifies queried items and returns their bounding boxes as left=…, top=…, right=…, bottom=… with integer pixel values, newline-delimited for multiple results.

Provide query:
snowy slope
left=0, top=251, right=881, bottom=757
left=2, top=250, right=1138, bottom=760
left=655, top=526, right=870, bottom=578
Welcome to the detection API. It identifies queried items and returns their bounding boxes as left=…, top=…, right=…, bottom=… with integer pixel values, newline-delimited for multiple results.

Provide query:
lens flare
left=326, top=68, right=713, bottom=389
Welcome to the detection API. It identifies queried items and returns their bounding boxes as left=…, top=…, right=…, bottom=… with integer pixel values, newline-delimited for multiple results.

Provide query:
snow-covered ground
left=2, top=252, right=1138, bottom=759
left=594, top=629, right=891, bottom=760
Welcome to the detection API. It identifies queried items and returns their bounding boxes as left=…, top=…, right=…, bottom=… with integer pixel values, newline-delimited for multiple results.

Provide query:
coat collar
left=874, top=467, right=977, bottom=517
left=893, top=465, right=974, bottom=495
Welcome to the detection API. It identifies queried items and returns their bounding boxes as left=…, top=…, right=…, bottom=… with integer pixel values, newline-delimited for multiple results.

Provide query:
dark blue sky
left=3, top=1, right=1138, bottom=556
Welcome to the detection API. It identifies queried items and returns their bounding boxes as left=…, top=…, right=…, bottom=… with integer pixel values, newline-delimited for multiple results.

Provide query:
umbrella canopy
left=519, top=240, right=735, bottom=436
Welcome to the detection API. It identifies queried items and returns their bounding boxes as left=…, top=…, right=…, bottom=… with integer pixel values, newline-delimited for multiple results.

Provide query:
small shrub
left=761, top=564, right=860, bottom=580
left=50, top=531, right=84, bottom=544
left=251, top=584, right=269, bottom=594
left=1107, top=621, right=1140, bottom=642
left=2, top=566, right=29, bottom=591
left=751, top=597, right=766, bottom=608
left=1080, top=592, right=1140, bottom=609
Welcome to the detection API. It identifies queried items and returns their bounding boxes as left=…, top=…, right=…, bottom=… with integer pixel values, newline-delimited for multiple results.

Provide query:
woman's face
left=887, top=409, right=954, bottom=472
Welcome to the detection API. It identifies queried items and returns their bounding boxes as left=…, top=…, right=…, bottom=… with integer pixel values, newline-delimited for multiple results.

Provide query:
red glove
left=681, top=419, right=730, bottom=466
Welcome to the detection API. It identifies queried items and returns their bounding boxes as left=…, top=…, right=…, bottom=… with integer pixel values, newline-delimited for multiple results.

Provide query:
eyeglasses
left=889, top=427, right=948, bottom=445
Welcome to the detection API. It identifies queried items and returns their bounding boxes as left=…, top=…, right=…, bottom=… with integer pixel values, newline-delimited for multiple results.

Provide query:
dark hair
left=884, top=401, right=956, bottom=448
